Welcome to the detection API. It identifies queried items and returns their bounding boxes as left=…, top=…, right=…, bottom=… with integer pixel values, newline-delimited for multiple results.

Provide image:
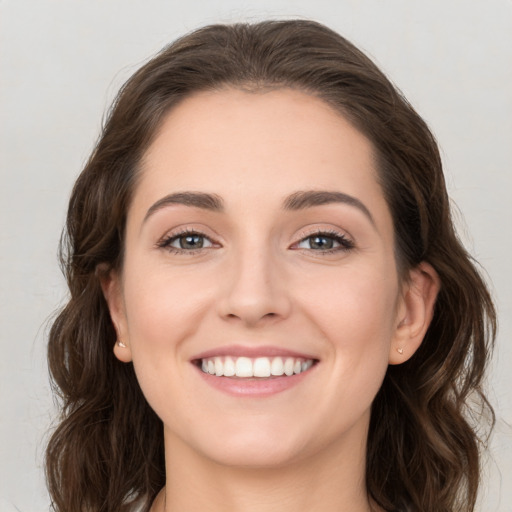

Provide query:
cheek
left=121, top=257, right=224, bottom=364
left=299, top=265, right=399, bottom=391
left=120, top=268, right=208, bottom=411
left=303, top=265, right=399, bottom=341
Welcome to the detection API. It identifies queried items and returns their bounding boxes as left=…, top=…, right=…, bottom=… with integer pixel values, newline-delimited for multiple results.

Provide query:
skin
left=102, top=88, right=439, bottom=512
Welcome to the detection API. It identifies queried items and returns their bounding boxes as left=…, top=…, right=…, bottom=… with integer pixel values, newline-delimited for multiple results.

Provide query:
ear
left=389, top=262, right=440, bottom=365
left=98, top=265, right=133, bottom=363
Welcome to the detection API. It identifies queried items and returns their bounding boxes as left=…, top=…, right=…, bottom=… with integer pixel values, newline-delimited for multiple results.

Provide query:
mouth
left=191, top=346, right=320, bottom=396
left=193, top=355, right=318, bottom=378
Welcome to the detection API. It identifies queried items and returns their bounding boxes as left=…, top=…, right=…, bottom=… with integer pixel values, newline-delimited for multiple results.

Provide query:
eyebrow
left=143, top=190, right=374, bottom=225
left=283, top=190, right=375, bottom=225
left=144, top=191, right=224, bottom=222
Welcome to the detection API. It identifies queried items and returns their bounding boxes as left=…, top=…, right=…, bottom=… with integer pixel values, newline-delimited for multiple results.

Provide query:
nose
left=217, top=244, right=292, bottom=327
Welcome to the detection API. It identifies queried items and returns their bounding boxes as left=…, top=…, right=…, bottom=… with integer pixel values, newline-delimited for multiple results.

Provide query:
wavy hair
left=46, top=20, right=496, bottom=512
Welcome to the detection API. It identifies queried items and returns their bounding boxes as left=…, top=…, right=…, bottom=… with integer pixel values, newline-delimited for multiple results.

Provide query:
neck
left=154, top=424, right=378, bottom=512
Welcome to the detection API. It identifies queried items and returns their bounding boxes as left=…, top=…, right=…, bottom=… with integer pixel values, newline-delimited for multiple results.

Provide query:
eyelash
left=156, top=228, right=355, bottom=255
left=293, top=229, right=355, bottom=255
left=156, top=228, right=215, bottom=255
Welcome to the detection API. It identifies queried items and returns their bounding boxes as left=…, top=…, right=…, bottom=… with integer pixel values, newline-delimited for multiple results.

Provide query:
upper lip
left=191, top=344, right=319, bottom=361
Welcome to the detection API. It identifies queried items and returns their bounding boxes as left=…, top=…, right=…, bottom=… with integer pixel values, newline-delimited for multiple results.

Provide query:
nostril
left=225, top=311, right=277, bottom=320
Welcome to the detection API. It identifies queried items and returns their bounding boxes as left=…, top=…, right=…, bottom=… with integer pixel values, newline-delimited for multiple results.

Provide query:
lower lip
left=194, top=364, right=317, bottom=397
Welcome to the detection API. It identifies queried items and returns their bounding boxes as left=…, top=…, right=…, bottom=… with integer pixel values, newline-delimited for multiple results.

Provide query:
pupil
left=311, top=236, right=333, bottom=249
left=180, top=234, right=203, bottom=249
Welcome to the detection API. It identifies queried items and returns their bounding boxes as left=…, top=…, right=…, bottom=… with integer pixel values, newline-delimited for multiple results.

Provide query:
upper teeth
left=200, top=356, right=314, bottom=378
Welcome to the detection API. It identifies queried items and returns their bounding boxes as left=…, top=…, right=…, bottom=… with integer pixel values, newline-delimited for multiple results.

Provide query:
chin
left=205, top=440, right=306, bottom=469
left=175, top=419, right=315, bottom=469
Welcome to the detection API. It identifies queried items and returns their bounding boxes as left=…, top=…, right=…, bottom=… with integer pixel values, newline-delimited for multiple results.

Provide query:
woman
left=45, top=20, right=496, bottom=512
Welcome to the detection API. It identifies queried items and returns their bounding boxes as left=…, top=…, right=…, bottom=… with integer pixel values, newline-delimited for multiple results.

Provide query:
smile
left=199, top=356, right=316, bottom=378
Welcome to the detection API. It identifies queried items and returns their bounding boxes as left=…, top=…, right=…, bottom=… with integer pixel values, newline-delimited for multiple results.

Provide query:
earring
left=117, top=340, right=127, bottom=348
left=397, top=347, right=404, bottom=354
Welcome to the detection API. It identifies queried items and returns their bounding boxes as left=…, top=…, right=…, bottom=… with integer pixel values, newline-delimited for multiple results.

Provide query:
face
left=104, top=88, right=434, bottom=469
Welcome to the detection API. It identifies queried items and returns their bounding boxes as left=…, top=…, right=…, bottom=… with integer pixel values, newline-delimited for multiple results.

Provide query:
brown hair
left=46, top=20, right=496, bottom=512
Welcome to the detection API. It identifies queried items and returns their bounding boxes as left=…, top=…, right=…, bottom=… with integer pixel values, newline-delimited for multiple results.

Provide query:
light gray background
left=1, top=1, right=511, bottom=510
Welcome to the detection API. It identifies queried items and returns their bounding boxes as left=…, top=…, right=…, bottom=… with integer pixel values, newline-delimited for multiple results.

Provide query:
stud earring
left=117, top=340, right=127, bottom=348
left=397, top=347, right=404, bottom=355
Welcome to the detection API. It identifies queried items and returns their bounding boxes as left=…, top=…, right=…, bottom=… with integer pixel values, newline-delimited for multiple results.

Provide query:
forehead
left=135, top=88, right=388, bottom=220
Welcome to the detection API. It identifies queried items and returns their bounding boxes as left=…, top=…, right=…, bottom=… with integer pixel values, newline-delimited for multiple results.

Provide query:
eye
left=157, top=230, right=215, bottom=253
left=294, top=231, right=354, bottom=252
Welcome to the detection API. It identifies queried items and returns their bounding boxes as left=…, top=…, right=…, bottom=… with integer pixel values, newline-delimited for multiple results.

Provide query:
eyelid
left=290, top=227, right=355, bottom=252
left=170, top=232, right=214, bottom=249
left=156, top=226, right=221, bottom=253
left=155, top=224, right=354, bottom=255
